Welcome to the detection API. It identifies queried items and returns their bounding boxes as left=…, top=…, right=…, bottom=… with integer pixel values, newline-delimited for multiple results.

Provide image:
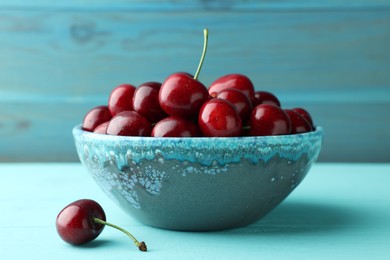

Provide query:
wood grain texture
left=1, top=0, right=390, bottom=11
left=2, top=163, right=390, bottom=259
left=0, top=2, right=389, bottom=162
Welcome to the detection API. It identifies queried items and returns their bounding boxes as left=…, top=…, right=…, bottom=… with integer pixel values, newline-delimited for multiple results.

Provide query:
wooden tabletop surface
left=0, top=162, right=389, bottom=259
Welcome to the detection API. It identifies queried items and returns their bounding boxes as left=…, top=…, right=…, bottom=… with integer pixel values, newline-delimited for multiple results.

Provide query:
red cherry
left=198, top=98, right=242, bottom=137
left=132, top=81, right=167, bottom=123
left=213, top=88, right=252, bottom=122
left=285, top=109, right=313, bottom=134
left=106, top=111, right=151, bottom=136
left=93, top=121, right=109, bottom=134
left=56, top=199, right=106, bottom=245
left=108, top=84, right=136, bottom=116
left=56, top=199, right=147, bottom=251
left=292, top=107, right=314, bottom=128
left=159, top=73, right=209, bottom=119
left=253, top=91, right=281, bottom=107
left=151, top=116, right=201, bottom=137
left=158, top=29, right=210, bottom=119
left=208, top=74, right=255, bottom=103
left=250, top=104, right=291, bottom=136
left=82, top=106, right=112, bottom=132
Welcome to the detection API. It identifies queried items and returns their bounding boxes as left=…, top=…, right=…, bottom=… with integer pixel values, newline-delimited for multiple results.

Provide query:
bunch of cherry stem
left=93, top=217, right=147, bottom=252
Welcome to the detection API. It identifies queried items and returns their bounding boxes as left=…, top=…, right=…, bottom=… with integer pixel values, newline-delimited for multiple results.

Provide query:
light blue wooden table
left=0, top=163, right=389, bottom=259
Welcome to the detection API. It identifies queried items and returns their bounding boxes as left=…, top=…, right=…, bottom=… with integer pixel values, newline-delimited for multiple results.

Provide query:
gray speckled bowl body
left=73, top=125, right=323, bottom=231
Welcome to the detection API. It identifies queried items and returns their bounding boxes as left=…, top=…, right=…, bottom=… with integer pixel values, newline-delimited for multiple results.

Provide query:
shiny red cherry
left=285, top=109, right=313, bottom=134
left=82, top=106, right=112, bottom=132
left=56, top=199, right=147, bottom=251
left=158, top=30, right=210, bottom=119
left=208, top=74, right=255, bottom=103
left=151, top=116, right=200, bottom=137
left=198, top=98, right=242, bottom=137
left=108, top=84, right=136, bottom=116
left=159, top=73, right=209, bottom=119
left=253, top=91, right=281, bottom=107
left=93, top=121, right=109, bottom=134
left=106, top=111, right=151, bottom=136
left=56, top=199, right=106, bottom=245
left=250, top=104, right=291, bottom=136
left=292, top=107, right=314, bottom=128
left=213, top=88, right=252, bottom=122
left=132, top=81, right=167, bottom=123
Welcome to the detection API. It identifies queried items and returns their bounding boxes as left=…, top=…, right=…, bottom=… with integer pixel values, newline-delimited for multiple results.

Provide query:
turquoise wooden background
left=0, top=0, right=389, bottom=162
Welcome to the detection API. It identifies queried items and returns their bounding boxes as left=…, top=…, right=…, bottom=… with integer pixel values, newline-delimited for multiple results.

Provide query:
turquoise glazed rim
left=73, top=125, right=323, bottom=231
left=73, top=125, right=323, bottom=168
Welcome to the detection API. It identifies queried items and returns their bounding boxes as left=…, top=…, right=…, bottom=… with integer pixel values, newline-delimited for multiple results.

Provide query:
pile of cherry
left=82, top=73, right=315, bottom=137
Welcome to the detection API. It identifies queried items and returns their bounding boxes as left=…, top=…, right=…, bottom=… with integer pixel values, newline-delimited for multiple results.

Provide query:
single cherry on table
left=56, top=199, right=147, bottom=251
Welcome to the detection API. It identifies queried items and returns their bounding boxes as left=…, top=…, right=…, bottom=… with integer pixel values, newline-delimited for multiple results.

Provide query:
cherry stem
left=93, top=217, right=147, bottom=252
left=193, top=28, right=209, bottom=80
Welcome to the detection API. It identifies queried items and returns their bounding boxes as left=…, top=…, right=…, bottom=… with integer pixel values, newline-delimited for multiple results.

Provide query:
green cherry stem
left=93, top=217, right=147, bottom=252
left=193, top=28, right=209, bottom=80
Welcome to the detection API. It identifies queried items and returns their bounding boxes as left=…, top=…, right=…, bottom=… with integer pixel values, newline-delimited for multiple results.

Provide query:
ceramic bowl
left=73, top=125, right=323, bottom=231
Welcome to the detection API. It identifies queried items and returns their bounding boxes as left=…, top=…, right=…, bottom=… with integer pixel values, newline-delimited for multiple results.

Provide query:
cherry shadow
left=224, top=201, right=362, bottom=235
left=78, top=239, right=113, bottom=248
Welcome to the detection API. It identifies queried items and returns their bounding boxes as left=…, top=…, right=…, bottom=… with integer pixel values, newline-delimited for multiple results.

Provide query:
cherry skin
left=285, top=109, right=313, bottom=134
left=132, top=81, right=167, bottom=123
left=82, top=106, right=112, bottom=132
left=253, top=91, right=281, bottom=107
left=93, top=121, right=109, bottom=134
left=108, top=84, right=136, bottom=116
left=213, top=88, right=252, bottom=122
left=106, top=111, right=151, bottom=136
left=173, top=71, right=194, bottom=78
left=56, top=199, right=106, bottom=245
left=208, top=74, right=255, bottom=103
left=198, top=98, right=242, bottom=137
left=250, top=104, right=291, bottom=136
left=151, top=116, right=200, bottom=137
left=292, top=107, right=314, bottom=128
left=159, top=73, right=210, bottom=119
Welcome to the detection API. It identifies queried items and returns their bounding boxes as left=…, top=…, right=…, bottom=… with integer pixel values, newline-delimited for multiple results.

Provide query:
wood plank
left=0, top=10, right=389, bottom=97
left=1, top=0, right=390, bottom=11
